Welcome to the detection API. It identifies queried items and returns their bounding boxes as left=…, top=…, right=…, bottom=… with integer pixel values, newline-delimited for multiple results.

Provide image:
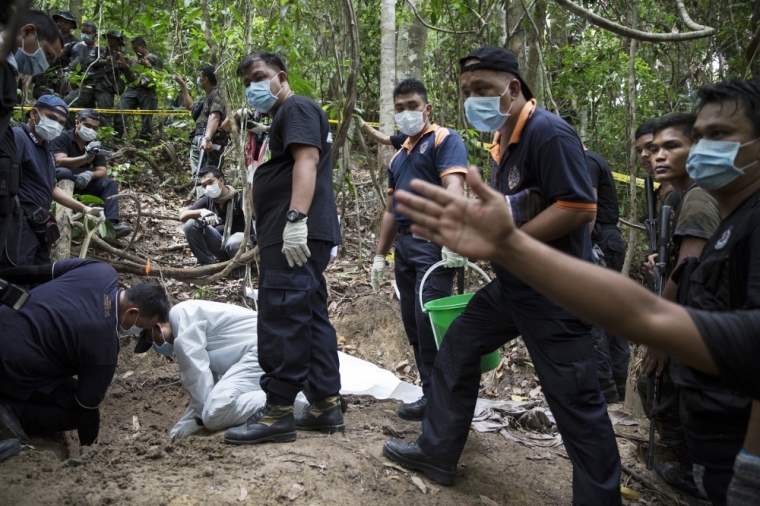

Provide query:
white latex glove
left=199, top=208, right=220, bottom=227
left=441, top=246, right=466, bottom=268
left=82, top=206, right=106, bottom=225
left=370, top=254, right=385, bottom=293
left=246, top=121, right=268, bottom=134
left=170, top=418, right=204, bottom=441
left=353, top=114, right=366, bottom=128
left=75, top=170, right=94, bottom=189
left=282, top=219, right=310, bottom=267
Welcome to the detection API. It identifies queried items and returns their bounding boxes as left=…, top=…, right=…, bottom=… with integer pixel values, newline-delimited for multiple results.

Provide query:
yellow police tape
left=15, top=106, right=189, bottom=116
left=17, top=106, right=651, bottom=187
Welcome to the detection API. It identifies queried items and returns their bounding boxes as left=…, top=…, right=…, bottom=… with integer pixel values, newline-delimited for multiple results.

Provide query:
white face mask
left=78, top=125, right=98, bottom=142
left=395, top=110, right=425, bottom=136
left=118, top=309, right=143, bottom=336
left=35, top=113, right=64, bottom=141
left=204, top=182, right=222, bottom=199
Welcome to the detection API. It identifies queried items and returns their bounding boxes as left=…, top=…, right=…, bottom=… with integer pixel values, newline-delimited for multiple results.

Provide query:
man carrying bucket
left=382, top=47, right=622, bottom=505
left=369, top=78, right=469, bottom=421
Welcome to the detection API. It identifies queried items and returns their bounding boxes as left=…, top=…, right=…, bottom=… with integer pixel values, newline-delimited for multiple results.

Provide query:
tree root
left=107, top=193, right=141, bottom=252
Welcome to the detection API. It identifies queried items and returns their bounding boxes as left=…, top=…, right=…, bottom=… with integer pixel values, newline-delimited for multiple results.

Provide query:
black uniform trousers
left=257, top=240, right=341, bottom=406
left=55, top=168, right=120, bottom=223
left=591, top=226, right=630, bottom=391
left=394, top=228, right=454, bottom=394
left=417, top=279, right=622, bottom=505
left=10, top=378, right=99, bottom=445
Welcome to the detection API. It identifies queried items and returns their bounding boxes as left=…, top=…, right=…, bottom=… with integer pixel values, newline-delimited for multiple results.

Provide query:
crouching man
left=180, top=166, right=253, bottom=271
left=134, top=301, right=266, bottom=439
left=0, top=259, right=169, bottom=446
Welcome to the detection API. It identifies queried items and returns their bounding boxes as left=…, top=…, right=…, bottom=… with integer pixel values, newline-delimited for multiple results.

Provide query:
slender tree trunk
left=52, top=180, right=75, bottom=262
left=378, top=0, right=396, bottom=189
left=622, top=0, right=645, bottom=418
left=69, top=0, right=83, bottom=24
left=494, top=1, right=507, bottom=46
left=396, top=0, right=427, bottom=81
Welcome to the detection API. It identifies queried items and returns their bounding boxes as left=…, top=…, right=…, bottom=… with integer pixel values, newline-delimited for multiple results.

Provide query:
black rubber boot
left=295, top=396, right=345, bottom=434
left=397, top=396, right=427, bottom=421
left=223, top=404, right=296, bottom=445
left=654, top=461, right=709, bottom=502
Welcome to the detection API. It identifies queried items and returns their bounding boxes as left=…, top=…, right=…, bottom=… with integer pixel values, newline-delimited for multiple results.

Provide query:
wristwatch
left=204, top=135, right=212, bottom=142
left=286, top=209, right=308, bottom=222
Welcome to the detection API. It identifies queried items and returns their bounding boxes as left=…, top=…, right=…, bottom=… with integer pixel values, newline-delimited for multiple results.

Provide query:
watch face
left=287, top=210, right=298, bottom=221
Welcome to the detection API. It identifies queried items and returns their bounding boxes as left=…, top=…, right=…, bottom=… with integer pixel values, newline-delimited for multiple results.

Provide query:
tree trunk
left=378, top=0, right=396, bottom=188
left=622, top=0, right=645, bottom=418
left=69, top=0, right=83, bottom=25
left=494, top=1, right=507, bottom=46
left=396, top=0, right=427, bottom=81
left=506, top=0, right=540, bottom=97
left=52, top=180, right=75, bottom=262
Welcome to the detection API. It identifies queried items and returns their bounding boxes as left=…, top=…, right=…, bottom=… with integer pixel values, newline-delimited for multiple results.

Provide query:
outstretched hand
left=394, top=166, right=517, bottom=262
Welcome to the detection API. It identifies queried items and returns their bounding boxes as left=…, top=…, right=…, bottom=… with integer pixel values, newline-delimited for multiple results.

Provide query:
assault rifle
left=646, top=204, right=672, bottom=470
left=644, top=174, right=659, bottom=292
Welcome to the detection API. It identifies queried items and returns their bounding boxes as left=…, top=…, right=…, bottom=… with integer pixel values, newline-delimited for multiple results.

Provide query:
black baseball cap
left=77, top=108, right=106, bottom=124
left=134, top=328, right=153, bottom=354
left=53, top=11, right=78, bottom=28
left=459, top=46, right=533, bottom=100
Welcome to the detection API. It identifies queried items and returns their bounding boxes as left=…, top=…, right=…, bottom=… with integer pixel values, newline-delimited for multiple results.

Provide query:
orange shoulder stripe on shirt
left=507, top=99, right=537, bottom=146
left=555, top=200, right=597, bottom=212
left=440, top=166, right=468, bottom=178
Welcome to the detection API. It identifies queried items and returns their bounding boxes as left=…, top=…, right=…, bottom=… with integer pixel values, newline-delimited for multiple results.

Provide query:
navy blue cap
left=459, top=46, right=534, bottom=100
left=34, top=95, right=69, bottom=116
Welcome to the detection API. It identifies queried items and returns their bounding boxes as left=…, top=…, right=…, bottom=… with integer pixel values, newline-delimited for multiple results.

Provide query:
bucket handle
left=419, top=260, right=491, bottom=313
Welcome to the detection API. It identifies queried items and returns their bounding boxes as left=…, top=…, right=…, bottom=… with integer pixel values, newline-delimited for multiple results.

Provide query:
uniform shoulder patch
left=507, top=165, right=521, bottom=190
left=714, top=226, right=732, bottom=250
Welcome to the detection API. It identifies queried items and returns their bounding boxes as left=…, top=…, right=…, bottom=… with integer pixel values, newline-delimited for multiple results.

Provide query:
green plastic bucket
left=420, top=261, right=500, bottom=373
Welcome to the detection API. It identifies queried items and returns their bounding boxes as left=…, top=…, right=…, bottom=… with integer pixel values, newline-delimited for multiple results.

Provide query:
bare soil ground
left=0, top=145, right=676, bottom=505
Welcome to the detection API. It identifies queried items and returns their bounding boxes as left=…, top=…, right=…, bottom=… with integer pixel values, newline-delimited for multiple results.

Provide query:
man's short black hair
left=652, top=113, right=696, bottom=142
left=81, top=21, right=97, bottom=32
left=123, top=283, right=170, bottom=322
left=130, top=36, right=147, bottom=48
left=236, top=52, right=287, bottom=77
left=27, top=10, right=63, bottom=47
left=199, top=64, right=217, bottom=86
left=697, top=78, right=760, bottom=138
left=198, top=166, right=224, bottom=181
left=393, top=78, right=428, bottom=103
left=635, top=120, right=656, bottom=140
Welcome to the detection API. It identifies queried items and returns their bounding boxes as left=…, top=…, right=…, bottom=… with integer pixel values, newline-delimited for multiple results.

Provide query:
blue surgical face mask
left=81, top=34, right=94, bottom=44
left=246, top=74, right=282, bottom=113
left=464, top=83, right=513, bottom=132
left=395, top=110, right=425, bottom=136
left=15, top=34, right=49, bottom=76
left=153, top=341, right=174, bottom=356
left=686, top=138, right=760, bottom=191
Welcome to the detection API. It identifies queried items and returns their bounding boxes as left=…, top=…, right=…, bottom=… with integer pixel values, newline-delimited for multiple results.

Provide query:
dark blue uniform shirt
left=490, top=101, right=596, bottom=316
left=0, top=259, right=120, bottom=408
left=387, top=125, right=468, bottom=226
left=13, top=124, right=57, bottom=209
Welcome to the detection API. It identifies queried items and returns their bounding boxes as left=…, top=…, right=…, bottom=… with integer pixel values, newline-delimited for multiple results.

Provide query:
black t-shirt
left=189, top=191, right=248, bottom=236
left=50, top=129, right=107, bottom=175
left=585, top=150, right=619, bottom=225
left=252, top=95, right=341, bottom=249
left=687, top=308, right=760, bottom=401
left=0, top=259, right=119, bottom=407
left=0, top=60, right=18, bottom=160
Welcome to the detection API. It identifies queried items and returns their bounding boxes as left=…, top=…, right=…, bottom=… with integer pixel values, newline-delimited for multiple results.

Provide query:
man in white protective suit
left=134, top=300, right=266, bottom=440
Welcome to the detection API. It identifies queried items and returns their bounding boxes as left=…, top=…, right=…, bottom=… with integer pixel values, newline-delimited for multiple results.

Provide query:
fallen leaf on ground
left=429, top=487, right=440, bottom=495
left=620, top=486, right=641, bottom=500
left=122, top=371, right=134, bottom=378
left=132, top=415, right=140, bottom=431
left=382, top=424, right=404, bottom=438
left=237, top=484, right=247, bottom=502
left=526, top=452, right=556, bottom=461
left=382, top=462, right=407, bottom=473
left=480, top=495, right=500, bottom=506
left=511, top=395, right=529, bottom=401
left=411, top=475, right=427, bottom=494
left=608, top=410, right=638, bottom=426
left=286, top=483, right=304, bottom=501
left=337, top=335, right=346, bottom=345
